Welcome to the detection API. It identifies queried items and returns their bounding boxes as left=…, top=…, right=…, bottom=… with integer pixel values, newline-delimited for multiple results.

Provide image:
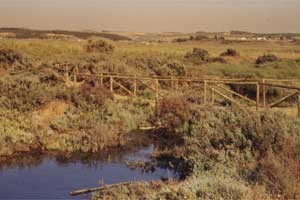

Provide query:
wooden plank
left=70, top=181, right=134, bottom=196
left=61, top=69, right=300, bottom=85
left=75, top=73, right=260, bottom=84
left=268, top=91, right=299, bottom=108
left=64, top=64, right=69, bottom=82
left=214, top=84, right=256, bottom=105
left=204, top=81, right=207, bottom=105
left=100, top=72, right=103, bottom=86
left=136, top=79, right=164, bottom=98
left=259, top=83, right=300, bottom=90
left=110, top=76, right=113, bottom=92
left=155, top=79, right=159, bottom=101
left=256, top=83, right=260, bottom=111
left=73, top=66, right=78, bottom=82
left=262, top=79, right=266, bottom=108
left=211, top=88, right=215, bottom=104
left=133, top=75, right=137, bottom=96
left=298, top=93, right=300, bottom=118
left=112, top=79, right=134, bottom=96
left=264, top=79, right=300, bottom=83
left=209, top=86, right=242, bottom=107
left=175, top=79, right=179, bottom=91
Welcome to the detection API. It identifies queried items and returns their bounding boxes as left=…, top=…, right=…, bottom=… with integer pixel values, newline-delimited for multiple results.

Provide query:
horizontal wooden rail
left=75, top=73, right=263, bottom=85
left=55, top=63, right=300, bottom=84
left=259, top=83, right=300, bottom=90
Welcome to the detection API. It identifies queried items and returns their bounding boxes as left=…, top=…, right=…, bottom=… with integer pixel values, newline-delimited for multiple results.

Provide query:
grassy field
left=1, top=37, right=300, bottom=78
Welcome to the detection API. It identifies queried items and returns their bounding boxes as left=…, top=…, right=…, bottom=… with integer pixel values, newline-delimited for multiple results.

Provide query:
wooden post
left=175, top=79, right=179, bottom=91
left=298, top=92, right=300, bottom=118
left=204, top=81, right=207, bottom=105
left=133, top=75, right=137, bottom=96
left=110, top=76, right=113, bottom=92
left=256, top=83, right=260, bottom=111
left=74, top=66, right=78, bottom=82
left=100, top=72, right=103, bottom=86
left=155, top=79, right=159, bottom=102
left=262, top=79, right=266, bottom=108
left=211, top=88, right=215, bottom=104
left=65, top=64, right=69, bottom=82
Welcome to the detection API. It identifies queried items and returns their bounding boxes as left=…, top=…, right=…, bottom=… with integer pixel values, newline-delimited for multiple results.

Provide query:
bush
left=95, top=107, right=300, bottom=199
left=0, top=48, right=23, bottom=66
left=158, top=62, right=186, bottom=76
left=185, top=48, right=226, bottom=64
left=167, top=62, right=186, bottom=76
left=185, top=48, right=210, bottom=62
left=256, top=54, right=279, bottom=65
left=155, top=96, right=190, bottom=134
left=220, top=49, right=240, bottom=57
left=76, top=84, right=113, bottom=108
left=209, top=57, right=227, bottom=63
left=86, top=39, right=114, bottom=53
left=173, top=38, right=190, bottom=43
left=0, top=75, right=59, bottom=112
left=172, top=106, right=300, bottom=198
left=57, top=84, right=113, bottom=110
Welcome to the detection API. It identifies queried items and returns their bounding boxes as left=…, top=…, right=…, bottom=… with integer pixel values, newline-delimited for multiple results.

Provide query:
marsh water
left=0, top=145, right=175, bottom=200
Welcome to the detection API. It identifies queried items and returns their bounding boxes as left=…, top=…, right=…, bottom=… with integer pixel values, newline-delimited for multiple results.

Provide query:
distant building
left=256, top=37, right=267, bottom=41
left=0, top=32, right=16, bottom=38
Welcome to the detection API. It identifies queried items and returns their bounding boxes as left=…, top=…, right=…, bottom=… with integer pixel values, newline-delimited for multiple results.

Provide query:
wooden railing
left=55, top=64, right=300, bottom=117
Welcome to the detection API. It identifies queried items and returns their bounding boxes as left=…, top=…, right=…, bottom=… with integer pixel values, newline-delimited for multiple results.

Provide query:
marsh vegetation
left=1, top=32, right=300, bottom=199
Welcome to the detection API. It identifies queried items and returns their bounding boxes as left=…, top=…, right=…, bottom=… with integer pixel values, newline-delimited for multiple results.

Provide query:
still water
left=0, top=145, right=174, bottom=200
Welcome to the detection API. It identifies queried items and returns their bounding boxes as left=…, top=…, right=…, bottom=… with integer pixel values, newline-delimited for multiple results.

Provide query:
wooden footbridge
left=56, top=64, right=300, bottom=117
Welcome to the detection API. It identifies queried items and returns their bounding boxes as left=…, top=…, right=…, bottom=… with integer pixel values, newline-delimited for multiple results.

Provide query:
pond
left=0, top=145, right=176, bottom=200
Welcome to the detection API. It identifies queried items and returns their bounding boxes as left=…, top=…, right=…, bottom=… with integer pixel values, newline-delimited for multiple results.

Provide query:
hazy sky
left=0, top=0, right=300, bottom=33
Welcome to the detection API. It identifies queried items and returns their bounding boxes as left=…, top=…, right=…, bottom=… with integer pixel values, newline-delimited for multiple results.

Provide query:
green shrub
left=0, top=109, right=37, bottom=156
left=154, top=96, right=191, bottom=134
left=209, top=57, right=227, bottom=63
left=0, top=75, right=61, bottom=112
left=185, top=48, right=226, bottom=64
left=0, top=48, right=23, bottom=65
left=256, top=54, right=279, bottom=65
left=154, top=102, right=300, bottom=198
left=185, top=48, right=210, bottom=62
left=173, top=38, right=190, bottom=43
left=220, top=49, right=240, bottom=57
left=86, top=39, right=114, bottom=53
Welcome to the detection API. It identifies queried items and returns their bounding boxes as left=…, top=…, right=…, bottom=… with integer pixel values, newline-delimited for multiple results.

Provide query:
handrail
left=58, top=66, right=300, bottom=117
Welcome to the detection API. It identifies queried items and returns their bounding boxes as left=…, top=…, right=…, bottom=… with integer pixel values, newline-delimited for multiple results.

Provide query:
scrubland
left=1, top=35, right=300, bottom=199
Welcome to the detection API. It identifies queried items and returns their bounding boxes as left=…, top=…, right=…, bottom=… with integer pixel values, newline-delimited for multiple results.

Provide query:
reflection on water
left=0, top=145, right=175, bottom=200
